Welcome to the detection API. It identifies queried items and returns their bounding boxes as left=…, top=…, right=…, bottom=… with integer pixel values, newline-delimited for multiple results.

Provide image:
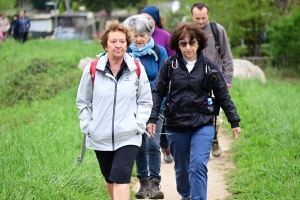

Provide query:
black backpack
left=152, top=44, right=160, bottom=65
left=210, top=22, right=220, bottom=55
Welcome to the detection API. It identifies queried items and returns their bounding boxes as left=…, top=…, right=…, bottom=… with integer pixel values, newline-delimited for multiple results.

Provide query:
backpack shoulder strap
left=90, top=60, right=98, bottom=88
left=210, top=22, right=220, bottom=54
left=152, top=44, right=160, bottom=65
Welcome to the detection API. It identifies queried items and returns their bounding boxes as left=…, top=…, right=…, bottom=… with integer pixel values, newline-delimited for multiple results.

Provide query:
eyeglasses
left=178, top=39, right=197, bottom=47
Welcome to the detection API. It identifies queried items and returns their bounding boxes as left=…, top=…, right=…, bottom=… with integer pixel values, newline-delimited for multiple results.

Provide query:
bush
left=58, top=2, right=66, bottom=14
left=0, top=58, right=81, bottom=106
left=267, top=8, right=300, bottom=68
left=72, top=2, right=80, bottom=11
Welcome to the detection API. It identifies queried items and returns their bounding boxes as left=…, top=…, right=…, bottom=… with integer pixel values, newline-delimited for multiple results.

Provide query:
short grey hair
left=128, top=14, right=153, bottom=36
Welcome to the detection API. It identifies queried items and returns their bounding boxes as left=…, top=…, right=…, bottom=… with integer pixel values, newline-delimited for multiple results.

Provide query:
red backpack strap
left=134, top=60, right=141, bottom=78
left=90, top=60, right=98, bottom=88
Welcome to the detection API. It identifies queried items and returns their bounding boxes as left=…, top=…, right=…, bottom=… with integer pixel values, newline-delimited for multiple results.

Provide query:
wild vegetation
left=1, top=37, right=300, bottom=199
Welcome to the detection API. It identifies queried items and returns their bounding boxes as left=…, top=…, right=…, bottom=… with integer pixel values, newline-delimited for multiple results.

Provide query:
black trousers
left=18, top=32, right=28, bottom=43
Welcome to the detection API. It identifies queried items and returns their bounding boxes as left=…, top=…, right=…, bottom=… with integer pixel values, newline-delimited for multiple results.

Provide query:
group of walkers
left=76, top=2, right=241, bottom=200
left=0, top=10, right=30, bottom=43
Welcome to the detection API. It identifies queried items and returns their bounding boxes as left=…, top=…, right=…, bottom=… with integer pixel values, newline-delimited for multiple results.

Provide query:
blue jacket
left=14, top=17, right=30, bottom=33
left=127, top=44, right=168, bottom=88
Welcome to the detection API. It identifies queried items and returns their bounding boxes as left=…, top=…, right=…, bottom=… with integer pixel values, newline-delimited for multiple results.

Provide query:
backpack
left=89, top=58, right=141, bottom=88
left=210, top=22, right=220, bottom=54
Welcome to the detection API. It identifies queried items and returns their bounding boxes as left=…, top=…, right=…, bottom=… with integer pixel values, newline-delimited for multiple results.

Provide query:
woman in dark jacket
left=146, top=22, right=241, bottom=200
left=9, top=14, right=19, bottom=40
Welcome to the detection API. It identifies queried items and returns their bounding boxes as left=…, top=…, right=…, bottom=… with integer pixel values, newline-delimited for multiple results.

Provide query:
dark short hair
left=100, top=20, right=132, bottom=50
left=191, top=2, right=209, bottom=13
left=169, top=22, right=207, bottom=53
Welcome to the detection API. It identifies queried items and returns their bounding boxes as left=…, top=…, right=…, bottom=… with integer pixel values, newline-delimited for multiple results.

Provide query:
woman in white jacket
left=76, top=20, right=152, bottom=200
left=0, top=12, right=10, bottom=41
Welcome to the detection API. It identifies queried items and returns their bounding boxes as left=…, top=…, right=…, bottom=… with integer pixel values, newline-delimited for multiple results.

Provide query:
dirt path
left=132, top=129, right=235, bottom=200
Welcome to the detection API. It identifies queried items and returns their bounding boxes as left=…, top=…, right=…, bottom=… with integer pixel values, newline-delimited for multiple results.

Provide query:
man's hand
left=146, top=123, right=156, bottom=137
left=232, top=127, right=241, bottom=138
left=226, top=83, right=232, bottom=90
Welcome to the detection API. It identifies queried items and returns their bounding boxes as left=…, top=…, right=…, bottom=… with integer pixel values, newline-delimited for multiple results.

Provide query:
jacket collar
left=95, top=52, right=138, bottom=73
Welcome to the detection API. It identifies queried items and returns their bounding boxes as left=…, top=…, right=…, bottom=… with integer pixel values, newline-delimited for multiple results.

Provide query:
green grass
left=225, top=77, right=300, bottom=199
left=1, top=38, right=300, bottom=199
left=0, top=39, right=137, bottom=199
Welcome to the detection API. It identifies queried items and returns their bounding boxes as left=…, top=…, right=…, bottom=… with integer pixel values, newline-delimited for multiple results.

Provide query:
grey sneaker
left=135, top=177, right=149, bottom=199
left=162, top=147, right=173, bottom=163
left=148, top=178, right=164, bottom=199
left=211, top=139, right=222, bottom=157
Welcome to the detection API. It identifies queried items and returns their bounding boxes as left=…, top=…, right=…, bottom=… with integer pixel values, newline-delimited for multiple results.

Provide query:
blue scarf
left=129, top=38, right=158, bottom=62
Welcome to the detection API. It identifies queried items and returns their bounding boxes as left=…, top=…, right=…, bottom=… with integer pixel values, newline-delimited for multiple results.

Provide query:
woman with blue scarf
left=127, top=14, right=168, bottom=199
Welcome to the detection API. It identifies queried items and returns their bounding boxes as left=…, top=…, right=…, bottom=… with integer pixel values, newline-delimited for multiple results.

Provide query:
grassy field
left=226, top=77, right=300, bottom=199
left=1, top=39, right=300, bottom=199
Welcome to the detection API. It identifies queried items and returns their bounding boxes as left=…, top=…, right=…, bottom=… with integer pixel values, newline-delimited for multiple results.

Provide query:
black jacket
left=148, top=52, right=240, bottom=133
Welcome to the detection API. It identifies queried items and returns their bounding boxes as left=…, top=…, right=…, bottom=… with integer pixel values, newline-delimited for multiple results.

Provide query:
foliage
left=0, top=88, right=111, bottom=200
left=0, top=58, right=80, bottom=106
left=0, top=0, right=16, bottom=10
left=214, top=0, right=279, bottom=56
left=81, top=0, right=142, bottom=20
left=163, top=2, right=192, bottom=33
left=31, top=0, right=47, bottom=10
left=0, top=39, right=137, bottom=200
left=72, top=1, right=79, bottom=11
left=58, top=2, right=65, bottom=14
left=0, top=39, right=102, bottom=107
left=267, top=8, right=300, bottom=68
left=226, top=76, right=300, bottom=199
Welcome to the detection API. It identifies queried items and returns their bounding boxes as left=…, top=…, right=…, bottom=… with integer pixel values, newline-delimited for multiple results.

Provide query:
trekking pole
left=77, top=135, right=86, bottom=165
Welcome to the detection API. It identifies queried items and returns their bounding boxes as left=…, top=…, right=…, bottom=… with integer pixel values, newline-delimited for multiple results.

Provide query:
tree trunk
left=64, top=0, right=70, bottom=13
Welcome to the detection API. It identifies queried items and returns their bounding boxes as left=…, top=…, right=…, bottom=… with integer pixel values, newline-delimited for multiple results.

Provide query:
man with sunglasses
left=191, top=2, right=234, bottom=157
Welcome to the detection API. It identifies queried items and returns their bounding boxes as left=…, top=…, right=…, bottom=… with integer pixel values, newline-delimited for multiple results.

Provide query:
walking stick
left=77, top=135, right=86, bottom=165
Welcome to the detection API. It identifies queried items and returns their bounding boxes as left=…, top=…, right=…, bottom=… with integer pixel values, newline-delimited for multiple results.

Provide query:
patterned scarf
left=129, top=37, right=158, bottom=62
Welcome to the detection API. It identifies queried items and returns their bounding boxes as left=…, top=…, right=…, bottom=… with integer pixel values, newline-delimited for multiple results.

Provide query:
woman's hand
left=146, top=123, right=156, bottom=137
left=232, top=127, right=241, bottom=138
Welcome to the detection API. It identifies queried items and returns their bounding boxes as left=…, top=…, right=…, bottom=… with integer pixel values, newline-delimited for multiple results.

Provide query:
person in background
left=147, top=22, right=241, bottom=200
left=76, top=20, right=152, bottom=200
left=191, top=2, right=234, bottom=157
left=141, top=5, right=175, bottom=164
left=0, top=12, right=10, bottom=41
left=14, top=10, right=30, bottom=43
left=127, top=14, right=168, bottom=199
left=9, top=14, right=19, bottom=40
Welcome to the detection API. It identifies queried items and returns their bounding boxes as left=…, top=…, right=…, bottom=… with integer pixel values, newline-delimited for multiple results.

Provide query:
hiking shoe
left=181, top=196, right=191, bottom=200
left=211, top=139, right=222, bottom=157
left=148, top=178, right=164, bottom=199
left=161, top=147, right=173, bottom=163
left=135, top=177, right=149, bottom=199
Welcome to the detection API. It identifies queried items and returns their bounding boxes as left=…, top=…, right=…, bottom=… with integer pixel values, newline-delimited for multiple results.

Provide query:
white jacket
left=76, top=53, right=152, bottom=151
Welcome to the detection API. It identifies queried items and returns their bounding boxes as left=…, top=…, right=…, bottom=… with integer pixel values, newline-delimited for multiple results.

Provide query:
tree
left=58, top=2, right=65, bottom=14
left=64, top=0, right=70, bottom=13
left=268, top=8, right=300, bottom=68
left=0, top=0, right=16, bottom=10
left=72, top=1, right=79, bottom=11
left=213, top=0, right=280, bottom=57
left=81, top=0, right=142, bottom=21
left=31, top=0, right=47, bottom=10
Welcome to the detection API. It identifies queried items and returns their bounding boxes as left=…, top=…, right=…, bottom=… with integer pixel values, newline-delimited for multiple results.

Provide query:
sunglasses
left=178, top=39, right=197, bottom=47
